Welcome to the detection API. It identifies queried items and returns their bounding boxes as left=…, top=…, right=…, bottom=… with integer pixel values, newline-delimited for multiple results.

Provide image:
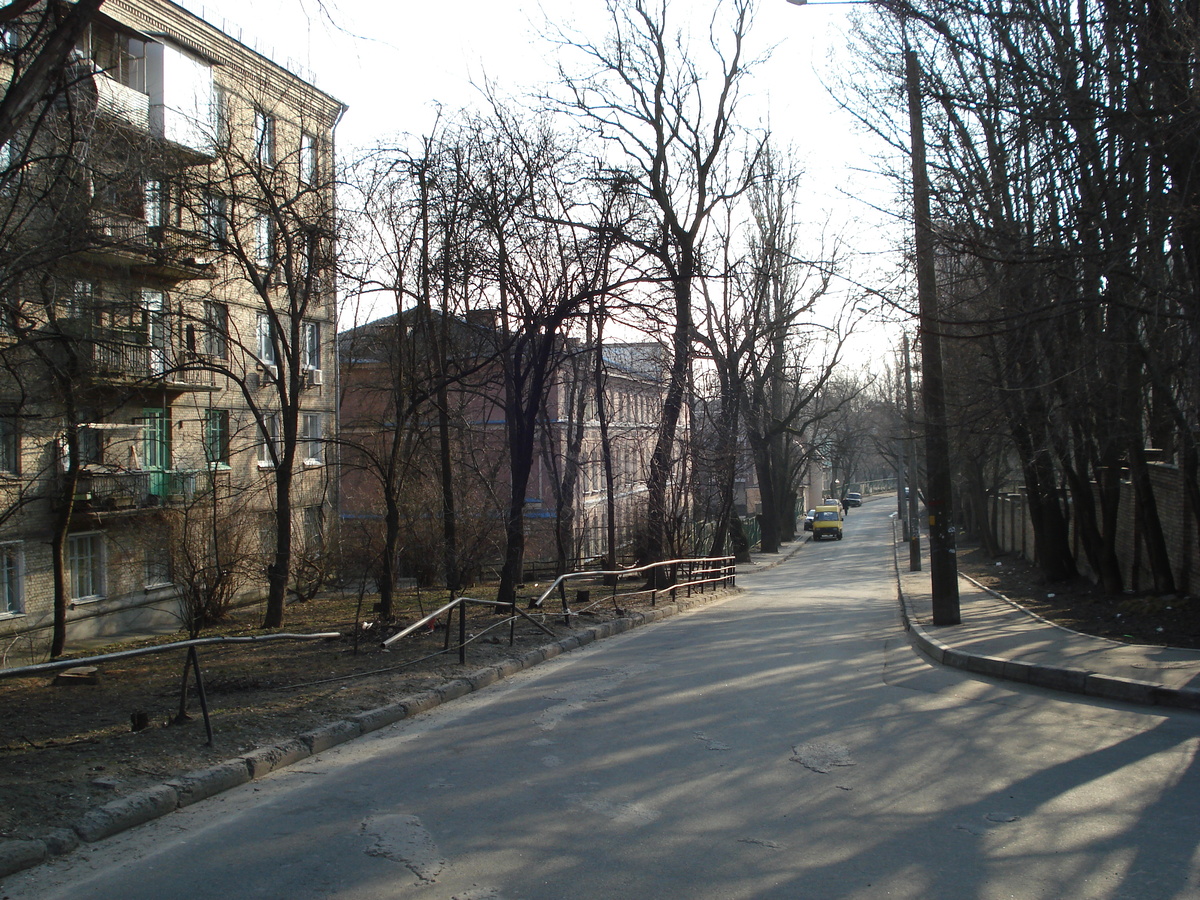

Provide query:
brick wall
left=987, top=463, right=1200, bottom=594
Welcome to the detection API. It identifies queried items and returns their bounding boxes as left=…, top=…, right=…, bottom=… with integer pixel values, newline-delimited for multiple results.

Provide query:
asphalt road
left=9, top=502, right=1200, bottom=899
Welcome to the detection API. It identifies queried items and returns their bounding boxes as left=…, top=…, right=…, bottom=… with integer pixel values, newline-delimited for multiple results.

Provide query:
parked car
left=811, top=504, right=844, bottom=541
left=803, top=509, right=815, bottom=532
left=845, top=492, right=862, bottom=508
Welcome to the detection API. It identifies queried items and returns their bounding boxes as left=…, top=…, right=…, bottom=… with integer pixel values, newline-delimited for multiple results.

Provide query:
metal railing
left=0, top=633, right=341, bottom=746
left=382, top=555, right=737, bottom=665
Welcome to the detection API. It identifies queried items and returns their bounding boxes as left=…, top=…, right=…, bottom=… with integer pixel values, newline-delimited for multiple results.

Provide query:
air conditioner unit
left=308, top=368, right=324, bottom=387
left=260, top=364, right=277, bottom=384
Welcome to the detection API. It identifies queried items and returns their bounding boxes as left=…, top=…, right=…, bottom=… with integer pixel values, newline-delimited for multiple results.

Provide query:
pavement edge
left=891, top=521, right=1200, bottom=713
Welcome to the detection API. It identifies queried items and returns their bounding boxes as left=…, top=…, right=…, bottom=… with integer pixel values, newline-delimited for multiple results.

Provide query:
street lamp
left=786, top=0, right=960, bottom=624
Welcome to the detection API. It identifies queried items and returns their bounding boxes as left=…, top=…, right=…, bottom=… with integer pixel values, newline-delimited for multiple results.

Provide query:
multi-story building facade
left=0, top=1, right=343, bottom=657
left=339, top=313, right=677, bottom=591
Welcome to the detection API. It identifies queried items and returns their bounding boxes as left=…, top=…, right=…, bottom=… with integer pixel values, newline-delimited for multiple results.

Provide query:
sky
left=181, top=0, right=904, bottom=346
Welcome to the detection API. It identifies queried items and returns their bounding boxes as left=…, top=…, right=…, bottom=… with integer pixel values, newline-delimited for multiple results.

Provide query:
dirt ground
left=0, top=577, right=711, bottom=842
left=3, top=540, right=1199, bottom=845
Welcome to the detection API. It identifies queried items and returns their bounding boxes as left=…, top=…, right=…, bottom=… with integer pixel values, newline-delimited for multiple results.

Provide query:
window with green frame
left=205, top=408, right=229, bottom=465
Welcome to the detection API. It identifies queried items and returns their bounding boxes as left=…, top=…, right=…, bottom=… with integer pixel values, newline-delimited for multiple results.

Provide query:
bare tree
left=552, top=0, right=764, bottom=570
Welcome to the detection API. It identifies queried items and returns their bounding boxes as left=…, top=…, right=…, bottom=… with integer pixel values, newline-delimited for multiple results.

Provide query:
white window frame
left=257, top=412, right=279, bottom=467
left=299, top=131, right=317, bottom=184
left=68, top=532, right=106, bottom=603
left=256, top=313, right=277, bottom=366
left=0, top=541, right=23, bottom=616
left=302, top=320, right=321, bottom=371
left=302, top=413, right=322, bottom=464
left=213, top=84, right=231, bottom=147
left=143, top=179, right=163, bottom=228
left=254, top=109, right=275, bottom=167
left=255, top=212, right=274, bottom=269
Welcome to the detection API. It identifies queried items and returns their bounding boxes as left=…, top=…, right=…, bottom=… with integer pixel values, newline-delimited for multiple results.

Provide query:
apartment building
left=0, top=1, right=344, bottom=656
left=339, top=312, right=675, bottom=590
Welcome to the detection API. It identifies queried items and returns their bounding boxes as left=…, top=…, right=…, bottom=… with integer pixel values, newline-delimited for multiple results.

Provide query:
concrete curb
left=891, top=527, right=1200, bottom=712
left=0, top=584, right=736, bottom=880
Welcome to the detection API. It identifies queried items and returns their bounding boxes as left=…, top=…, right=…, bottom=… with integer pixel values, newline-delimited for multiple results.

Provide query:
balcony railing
left=72, top=469, right=200, bottom=512
left=52, top=321, right=217, bottom=389
left=83, top=215, right=214, bottom=280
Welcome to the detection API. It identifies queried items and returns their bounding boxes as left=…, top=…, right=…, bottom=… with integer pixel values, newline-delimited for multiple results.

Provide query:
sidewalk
left=896, top=547, right=1200, bottom=711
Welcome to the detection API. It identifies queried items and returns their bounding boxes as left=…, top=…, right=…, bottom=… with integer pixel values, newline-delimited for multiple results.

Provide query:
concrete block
left=41, top=828, right=79, bottom=857
left=1001, top=660, right=1036, bottom=683
left=1084, top=674, right=1156, bottom=706
left=73, top=784, right=178, bottom=843
left=350, top=703, right=409, bottom=735
left=300, top=720, right=361, bottom=755
left=557, top=635, right=582, bottom=653
left=167, top=759, right=252, bottom=807
left=521, top=648, right=547, bottom=667
left=403, top=691, right=442, bottom=715
left=437, top=679, right=471, bottom=702
left=964, top=654, right=1008, bottom=678
left=494, top=658, right=524, bottom=678
left=1028, top=664, right=1089, bottom=694
left=0, top=839, right=47, bottom=878
left=242, top=739, right=310, bottom=779
left=466, top=667, right=500, bottom=690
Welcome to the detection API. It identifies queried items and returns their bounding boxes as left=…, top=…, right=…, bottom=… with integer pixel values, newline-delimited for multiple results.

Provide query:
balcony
left=66, top=469, right=217, bottom=518
left=53, top=322, right=218, bottom=393
left=93, top=71, right=150, bottom=132
left=79, top=215, right=214, bottom=281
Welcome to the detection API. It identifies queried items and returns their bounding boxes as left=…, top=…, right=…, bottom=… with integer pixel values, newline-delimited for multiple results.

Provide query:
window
left=143, top=179, right=163, bottom=228
left=302, top=505, right=325, bottom=553
left=140, top=289, right=166, bottom=375
left=259, top=513, right=278, bottom=557
left=0, top=414, right=18, bottom=474
left=144, top=544, right=170, bottom=588
left=79, top=425, right=103, bottom=466
left=255, top=213, right=274, bottom=269
left=68, top=533, right=105, bottom=601
left=67, top=280, right=93, bottom=319
left=0, top=543, right=22, bottom=615
left=256, top=313, right=277, bottom=365
left=86, top=22, right=146, bottom=91
left=302, top=320, right=321, bottom=370
left=258, top=413, right=279, bottom=465
left=204, top=301, right=228, bottom=359
left=213, top=84, right=231, bottom=146
left=253, top=109, right=275, bottom=167
left=202, top=193, right=226, bottom=246
left=205, top=408, right=229, bottom=465
left=0, top=140, right=14, bottom=193
left=302, top=413, right=322, bottom=463
left=299, top=131, right=317, bottom=184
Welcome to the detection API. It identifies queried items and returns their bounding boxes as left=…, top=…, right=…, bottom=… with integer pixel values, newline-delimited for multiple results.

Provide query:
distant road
left=12, top=500, right=1200, bottom=899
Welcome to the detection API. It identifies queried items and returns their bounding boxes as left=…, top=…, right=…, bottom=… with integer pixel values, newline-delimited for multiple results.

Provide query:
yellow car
left=811, top=505, right=844, bottom=541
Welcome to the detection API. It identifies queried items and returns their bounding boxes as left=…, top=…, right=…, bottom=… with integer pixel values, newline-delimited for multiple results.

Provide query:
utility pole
left=902, top=333, right=921, bottom=572
left=905, top=44, right=960, bottom=624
